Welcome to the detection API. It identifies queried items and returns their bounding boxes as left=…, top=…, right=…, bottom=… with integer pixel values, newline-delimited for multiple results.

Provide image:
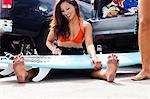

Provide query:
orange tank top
left=58, top=18, right=84, bottom=43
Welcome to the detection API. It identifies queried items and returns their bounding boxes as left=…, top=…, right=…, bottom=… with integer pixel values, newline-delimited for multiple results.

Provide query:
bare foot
left=106, top=54, right=119, bottom=82
left=131, top=70, right=150, bottom=81
left=13, top=55, right=28, bottom=83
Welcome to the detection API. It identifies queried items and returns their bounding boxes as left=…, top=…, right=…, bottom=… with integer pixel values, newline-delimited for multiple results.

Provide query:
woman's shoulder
left=80, top=19, right=92, bottom=28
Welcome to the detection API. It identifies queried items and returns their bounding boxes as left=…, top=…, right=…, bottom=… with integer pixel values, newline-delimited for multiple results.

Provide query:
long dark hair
left=54, top=0, right=80, bottom=39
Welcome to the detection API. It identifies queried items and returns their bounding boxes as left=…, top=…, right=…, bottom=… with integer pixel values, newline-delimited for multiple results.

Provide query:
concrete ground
left=0, top=64, right=150, bottom=99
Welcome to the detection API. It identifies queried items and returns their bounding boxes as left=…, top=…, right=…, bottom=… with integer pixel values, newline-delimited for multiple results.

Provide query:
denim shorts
left=59, top=47, right=84, bottom=55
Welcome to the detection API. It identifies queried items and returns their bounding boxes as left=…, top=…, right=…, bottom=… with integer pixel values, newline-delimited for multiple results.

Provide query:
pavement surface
left=0, top=64, right=150, bottom=99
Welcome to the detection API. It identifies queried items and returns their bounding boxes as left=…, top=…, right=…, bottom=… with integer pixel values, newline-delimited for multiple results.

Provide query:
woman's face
left=60, top=1, right=77, bottom=20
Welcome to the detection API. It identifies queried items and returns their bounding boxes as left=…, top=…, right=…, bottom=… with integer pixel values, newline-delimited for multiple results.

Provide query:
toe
left=131, top=75, right=144, bottom=81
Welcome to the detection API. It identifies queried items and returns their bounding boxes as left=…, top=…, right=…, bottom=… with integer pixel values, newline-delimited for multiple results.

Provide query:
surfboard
left=0, top=51, right=141, bottom=82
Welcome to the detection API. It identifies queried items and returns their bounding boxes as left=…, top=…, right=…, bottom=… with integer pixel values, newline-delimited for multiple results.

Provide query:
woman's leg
left=91, top=54, right=118, bottom=82
left=13, top=55, right=38, bottom=83
left=131, top=0, right=150, bottom=80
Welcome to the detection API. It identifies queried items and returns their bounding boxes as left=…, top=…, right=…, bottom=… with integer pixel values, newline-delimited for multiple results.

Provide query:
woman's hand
left=52, top=47, right=62, bottom=55
left=92, top=56, right=102, bottom=70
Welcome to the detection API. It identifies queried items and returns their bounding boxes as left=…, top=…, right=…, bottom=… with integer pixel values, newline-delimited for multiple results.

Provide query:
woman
left=13, top=0, right=118, bottom=83
left=131, top=0, right=150, bottom=80
left=46, top=0, right=118, bottom=82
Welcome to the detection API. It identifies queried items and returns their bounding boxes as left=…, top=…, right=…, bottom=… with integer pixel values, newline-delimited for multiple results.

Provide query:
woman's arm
left=84, top=21, right=97, bottom=59
left=46, top=20, right=56, bottom=51
left=84, top=21, right=102, bottom=70
left=46, top=19, right=62, bottom=55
